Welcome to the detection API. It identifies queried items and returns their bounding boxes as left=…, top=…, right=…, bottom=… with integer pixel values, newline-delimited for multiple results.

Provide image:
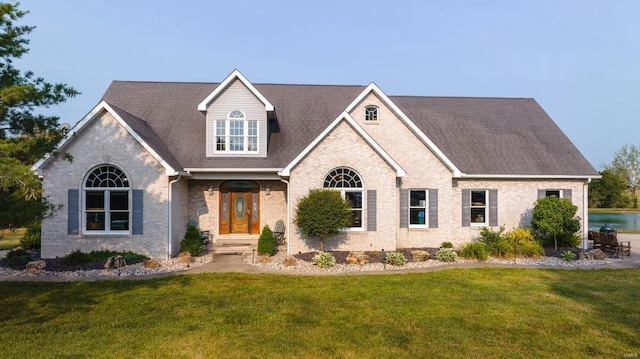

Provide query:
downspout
left=279, top=178, right=291, bottom=255
left=168, top=174, right=183, bottom=258
left=583, top=178, right=591, bottom=250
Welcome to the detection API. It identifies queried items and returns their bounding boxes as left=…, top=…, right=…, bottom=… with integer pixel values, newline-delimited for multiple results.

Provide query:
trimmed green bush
left=459, top=242, right=488, bottom=261
left=312, top=252, right=336, bottom=268
left=63, top=249, right=92, bottom=265
left=294, top=189, right=352, bottom=252
left=505, top=227, right=544, bottom=258
left=561, top=250, right=576, bottom=262
left=5, top=247, right=30, bottom=260
left=478, top=226, right=509, bottom=257
left=257, top=225, right=276, bottom=256
left=7, top=255, right=31, bottom=269
left=385, top=251, right=407, bottom=266
left=434, top=248, right=458, bottom=262
left=440, top=242, right=453, bottom=249
left=20, top=222, right=41, bottom=250
left=181, top=224, right=203, bottom=256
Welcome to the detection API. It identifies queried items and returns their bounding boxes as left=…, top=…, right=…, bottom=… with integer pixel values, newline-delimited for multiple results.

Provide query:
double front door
left=219, top=190, right=260, bottom=235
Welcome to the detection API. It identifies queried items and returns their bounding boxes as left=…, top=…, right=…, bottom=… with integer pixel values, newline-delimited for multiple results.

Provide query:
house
left=32, top=70, right=599, bottom=259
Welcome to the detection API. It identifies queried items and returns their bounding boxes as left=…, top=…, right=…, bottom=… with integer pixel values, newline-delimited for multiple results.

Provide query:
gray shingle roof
left=101, top=81, right=598, bottom=177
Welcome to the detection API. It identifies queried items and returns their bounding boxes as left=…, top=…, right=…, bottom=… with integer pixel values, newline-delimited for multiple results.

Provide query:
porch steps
left=207, top=235, right=258, bottom=254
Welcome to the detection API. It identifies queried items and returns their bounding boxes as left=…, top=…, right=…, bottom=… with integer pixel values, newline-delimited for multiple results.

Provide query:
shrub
left=531, top=196, right=581, bottom=250
left=181, top=224, right=203, bottom=257
left=478, top=226, right=508, bottom=257
left=294, top=189, right=352, bottom=252
left=505, top=227, right=544, bottom=258
left=20, top=222, right=41, bottom=250
left=282, top=256, right=297, bottom=266
left=312, top=252, right=336, bottom=268
left=539, top=233, right=581, bottom=249
left=561, top=250, right=577, bottom=262
left=459, top=242, right=488, bottom=261
left=5, top=247, right=30, bottom=260
left=257, top=225, right=276, bottom=256
left=87, top=250, right=146, bottom=262
left=63, top=249, right=92, bottom=265
left=434, top=248, right=458, bottom=262
left=440, top=242, right=453, bottom=249
left=7, top=255, right=31, bottom=269
left=385, top=251, right=407, bottom=266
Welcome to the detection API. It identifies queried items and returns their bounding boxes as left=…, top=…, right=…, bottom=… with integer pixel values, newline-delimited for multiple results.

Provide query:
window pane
left=345, top=191, right=362, bottom=209
left=410, top=191, right=426, bottom=207
left=86, top=212, right=105, bottom=230
left=471, top=208, right=486, bottom=223
left=216, top=121, right=226, bottom=151
left=110, top=212, right=129, bottom=230
left=230, top=136, right=244, bottom=151
left=351, top=209, right=362, bottom=228
left=471, top=191, right=486, bottom=206
left=110, top=191, right=129, bottom=210
left=86, top=191, right=104, bottom=210
left=247, top=137, right=257, bottom=151
left=546, top=190, right=560, bottom=197
left=410, top=208, right=427, bottom=225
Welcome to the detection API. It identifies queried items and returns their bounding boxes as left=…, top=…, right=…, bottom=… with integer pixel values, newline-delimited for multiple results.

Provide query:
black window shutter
left=462, top=189, right=470, bottom=227
left=563, top=189, right=572, bottom=201
left=68, top=189, right=79, bottom=235
left=400, top=189, right=408, bottom=228
left=538, top=189, right=546, bottom=199
left=429, top=189, right=438, bottom=228
left=367, top=190, right=377, bottom=231
left=489, top=189, right=498, bottom=226
left=132, top=190, right=143, bottom=235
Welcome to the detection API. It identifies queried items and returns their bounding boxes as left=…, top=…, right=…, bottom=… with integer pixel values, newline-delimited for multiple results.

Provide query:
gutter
left=279, top=177, right=291, bottom=255
left=168, top=171, right=191, bottom=258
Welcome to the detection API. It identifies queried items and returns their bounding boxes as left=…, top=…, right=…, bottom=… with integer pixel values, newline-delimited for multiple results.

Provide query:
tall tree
left=608, top=144, right=640, bottom=208
left=0, top=2, right=78, bottom=228
left=588, top=169, right=632, bottom=208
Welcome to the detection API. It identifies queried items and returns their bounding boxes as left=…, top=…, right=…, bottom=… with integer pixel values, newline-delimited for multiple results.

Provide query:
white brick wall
left=40, top=110, right=171, bottom=258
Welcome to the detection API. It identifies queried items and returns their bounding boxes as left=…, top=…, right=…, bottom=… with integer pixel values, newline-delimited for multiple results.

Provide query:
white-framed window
left=365, top=106, right=378, bottom=122
left=323, top=167, right=363, bottom=229
left=470, top=190, right=487, bottom=225
left=83, top=165, right=130, bottom=234
left=409, top=190, right=428, bottom=227
left=545, top=190, right=562, bottom=198
left=215, top=110, right=258, bottom=153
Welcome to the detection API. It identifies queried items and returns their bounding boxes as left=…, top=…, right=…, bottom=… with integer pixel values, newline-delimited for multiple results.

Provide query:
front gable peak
left=197, top=69, right=274, bottom=112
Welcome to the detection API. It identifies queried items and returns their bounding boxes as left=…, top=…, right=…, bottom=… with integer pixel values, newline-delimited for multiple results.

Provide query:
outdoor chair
left=273, top=220, right=286, bottom=245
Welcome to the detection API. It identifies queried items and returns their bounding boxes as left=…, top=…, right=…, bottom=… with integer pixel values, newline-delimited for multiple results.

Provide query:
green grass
left=0, top=228, right=24, bottom=250
left=1, top=269, right=639, bottom=358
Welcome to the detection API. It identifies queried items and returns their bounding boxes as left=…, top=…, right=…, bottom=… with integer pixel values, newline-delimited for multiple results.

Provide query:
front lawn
left=1, top=268, right=639, bottom=358
left=0, top=228, right=24, bottom=250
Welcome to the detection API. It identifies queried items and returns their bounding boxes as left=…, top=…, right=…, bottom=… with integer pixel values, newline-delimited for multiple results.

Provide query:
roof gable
left=197, top=69, right=274, bottom=112
left=279, top=112, right=406, bottom=177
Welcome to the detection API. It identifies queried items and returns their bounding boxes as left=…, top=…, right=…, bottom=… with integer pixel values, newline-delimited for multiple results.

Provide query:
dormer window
left=365, top=106, right=378, bottom=122
left=215, top=110, right=258, bottom=153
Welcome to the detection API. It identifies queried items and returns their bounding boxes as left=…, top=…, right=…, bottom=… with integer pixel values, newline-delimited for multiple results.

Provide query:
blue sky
left=18, top=0, right=640, bottom=170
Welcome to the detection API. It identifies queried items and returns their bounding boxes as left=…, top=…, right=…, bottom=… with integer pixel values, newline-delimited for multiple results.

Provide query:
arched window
left=365, top=106, right=378, bottom=122
left=84, top=165, right=130, bottom=233
left=323, top=167, right=363, bottom=229
left=215, top=109, right=258, bottom=153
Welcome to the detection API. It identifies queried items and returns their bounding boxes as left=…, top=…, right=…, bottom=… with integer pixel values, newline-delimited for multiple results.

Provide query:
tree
left=0, top=2, right=78, bottom=229
left=530, top=196, right=581, bottom=250
left=588, top=169, right=632, bottom=208
left=293, top=189, right=352, bottom=252
left=608, top=144, right=640, bottom=208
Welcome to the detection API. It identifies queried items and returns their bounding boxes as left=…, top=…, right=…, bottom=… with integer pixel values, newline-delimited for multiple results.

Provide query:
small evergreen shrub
left=181, top=224, right=203, bottom=257
left=312, top=252, right=336, bottom=268
left=440, top=242, right=454, bottom=249
left=434, top=248, right=458, bottom=262
left=63, top=249, right=93, bottom=265
left=5, top=247, right=30, bottom=260
left=257, top=225, right=276, bottom=256
left=478, top=226, right=508, bottom=257
left=20, top=222, right=41, bottom=250
left=459, top=242, right=488, bottom=261
left=540, top=233, right=581, bottom=249
left=7, top=255, right=31, bottom=269
left=385, top=251, right=407, bottom=266
left=561, top=250, right=576, bottom=262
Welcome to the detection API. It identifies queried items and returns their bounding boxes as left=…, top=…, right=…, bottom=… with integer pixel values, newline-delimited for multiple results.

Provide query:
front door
left=219, top=182, right=260, bottom=235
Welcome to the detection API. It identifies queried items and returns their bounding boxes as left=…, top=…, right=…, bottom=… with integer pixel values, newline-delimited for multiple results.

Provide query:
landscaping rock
left=346, top=252, right=369, bottom=265
left=176, top=252, right=195, bottom=264
left=143, top=258, right=162, bottom=269
left=411, top=250, right=430, bottom=262
left=579, top=251, right=594, bottom=260
left=104, top=256, right=127, bottom=269
left=25, top=260, right=46, bottom=272
left=590, top=249, right=608, bottom=260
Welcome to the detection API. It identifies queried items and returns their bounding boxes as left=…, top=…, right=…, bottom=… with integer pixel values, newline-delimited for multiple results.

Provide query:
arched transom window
left=323, top=167, right=363, bottom=229
left=84, top=165, right=130, bottom=233
left=215, top=109, right=258, bottom=153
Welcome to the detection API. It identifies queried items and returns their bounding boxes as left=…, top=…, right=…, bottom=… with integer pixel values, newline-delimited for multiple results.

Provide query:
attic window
left=365, top=106, right=378, bottom=122
left=215, top=110, right=258, bottom=153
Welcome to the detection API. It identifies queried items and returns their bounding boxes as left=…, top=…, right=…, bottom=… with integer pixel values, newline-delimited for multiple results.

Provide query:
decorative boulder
left=143, top=258, right=162, bottom=269
left=590, top=249, right=608, bottom=260
left=176, top=252, right=195, bottom=264
left=25, top=260, right=46, bottom=272
left=104, top=255, right=127, bottom=269
left=346, top=252, right=369, bottom=265
left=411, top=250, right=431, bottom=262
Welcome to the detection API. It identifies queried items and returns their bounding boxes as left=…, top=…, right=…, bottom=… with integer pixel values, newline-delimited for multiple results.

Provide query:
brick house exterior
left=33, top=70, right=599, bottom=259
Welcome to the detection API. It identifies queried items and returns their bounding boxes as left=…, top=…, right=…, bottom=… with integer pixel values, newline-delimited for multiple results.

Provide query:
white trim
left=185, top=168, right=281, bottom=173
left=345, top=83, right=462, bottom=177
left=458, top=174, right=601, bottom=180
left=407, top=189, right=429, bottom=228
left=197, top=69, right=274, bottom=112
left=279, top=112, right=406, bottom=177
left=31, top=101, right=179, bottom=176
